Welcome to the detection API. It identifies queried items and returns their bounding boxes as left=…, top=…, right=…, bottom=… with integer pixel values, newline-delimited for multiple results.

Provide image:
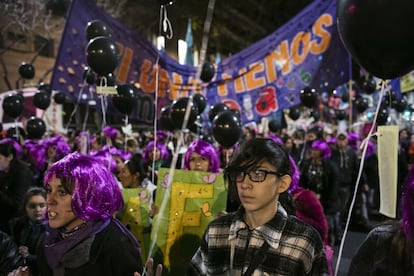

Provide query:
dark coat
left=37, top=220, right=143, bottom=276
left=0, top=230, right=24, bottom=276
left=0, top=159, right=35, bottom=234
left=299, top=158, right=341, bottom=214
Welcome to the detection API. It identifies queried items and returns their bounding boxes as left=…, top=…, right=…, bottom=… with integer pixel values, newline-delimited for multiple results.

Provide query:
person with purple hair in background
left=183, top=139, right=221, bottom=173
left=348, top=163, right=414, bottom=275
left=9, top=152, right=143, bottom=275
left=142, top=141, right=170, bottom=184
left=299, top=139, right=341, bottom=246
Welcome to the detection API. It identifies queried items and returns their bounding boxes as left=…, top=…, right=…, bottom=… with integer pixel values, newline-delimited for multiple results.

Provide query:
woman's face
left=0, top=153, right=12, bottom=172
left=119, top=165, right=138, bottom=188
left=25, top=195, right=47, bottom=222
left=113, top=155, right=124, bottom=173
left=148, top=147, right=161, bottom=161
left=45, top=176, right=83, bottom=230
left=189, top=152, right=210, bottom=172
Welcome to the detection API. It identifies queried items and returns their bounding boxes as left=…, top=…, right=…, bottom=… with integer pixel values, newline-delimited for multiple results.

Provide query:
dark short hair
left=224, top=138, right=292, bottom=203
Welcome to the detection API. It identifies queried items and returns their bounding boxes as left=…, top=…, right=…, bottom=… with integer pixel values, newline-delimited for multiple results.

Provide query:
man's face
left=336, top=136, right=347, bottom=149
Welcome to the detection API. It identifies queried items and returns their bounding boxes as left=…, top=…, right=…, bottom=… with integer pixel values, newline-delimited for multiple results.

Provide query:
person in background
left=188, top=138, right=328, bottom=275
left=300, top=139, right=341, bottom=246
left=9, top=187, right=47, bottom=276
left=0, top=140, right=35, bottom=234
left=216, top=144, right=238, bottom=169
left=142, top=141, right=170, bottom=184
left=16, top=152, right=143, bottom=275
left=347, top=163, right=414, bottom=276
left=286, top=157, right=334, bottom=276
left=183, top=139, right=221, bottom=173
left=330, top=132, right=358, bottom=235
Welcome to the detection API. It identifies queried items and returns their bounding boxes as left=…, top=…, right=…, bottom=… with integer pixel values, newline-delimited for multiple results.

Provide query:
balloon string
left=160, top=6, right=173, bottom=39
left=82, top=104, right=89, bottom=132
left=334, top=80, right=386, bottom=276
left=182, top=0, right=216, bottom=132
left=99, top=77, right=108, bottom=128
left=65, top=84, right=85, bottom=130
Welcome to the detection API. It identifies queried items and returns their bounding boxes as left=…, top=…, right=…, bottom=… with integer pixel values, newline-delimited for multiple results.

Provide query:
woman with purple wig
left=348, top=164, right=414, bottom=275
left=183, top=139, right=220, bottom=173
left=18, top=152, right=143, bottom=275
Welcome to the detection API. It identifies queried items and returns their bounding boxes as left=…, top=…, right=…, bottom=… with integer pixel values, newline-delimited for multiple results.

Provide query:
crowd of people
left=0, top=121, right=413, bottom=275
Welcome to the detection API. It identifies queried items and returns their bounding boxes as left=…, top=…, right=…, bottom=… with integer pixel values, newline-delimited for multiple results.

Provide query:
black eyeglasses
left=229, top=170, right=284, bottom=183
left=27, top=203, right=46, bottom=209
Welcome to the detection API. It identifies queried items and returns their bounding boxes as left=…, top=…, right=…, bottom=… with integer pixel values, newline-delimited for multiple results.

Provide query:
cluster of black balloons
left=85, top=20, right=120, bottom=79
left=159, top=95, right=241, bottom=147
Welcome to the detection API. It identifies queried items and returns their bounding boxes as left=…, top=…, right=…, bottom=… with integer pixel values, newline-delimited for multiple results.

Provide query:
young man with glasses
left=188, top=138, right=328, bottom=275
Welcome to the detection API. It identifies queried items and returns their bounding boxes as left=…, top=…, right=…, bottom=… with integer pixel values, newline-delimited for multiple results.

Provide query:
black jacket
left=0, top=230, right=24, bottom=276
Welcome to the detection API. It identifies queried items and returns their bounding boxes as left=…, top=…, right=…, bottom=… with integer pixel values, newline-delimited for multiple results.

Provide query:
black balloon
left=98, top=72, right=116, bottom=86
left=208, top=103, right=229, bottom=122
left=192, top=93, right=207, bottom=114
left=38, top=83, right=52, bottom=95
left=112, top=95, right=135, bottom=115
left=83, top=67, right=96, bottom=84
left=362, top=77, right=377, bottom=94
left=18, top=62, right=35, bottom=79
left=337, top=0, right=414, bottom=79
left=159, top=105, right=175, bottom=132
left=3, top=94, right=24, bottom=118
left=392, top=98, right=408, bottom=113
left=113, top=85, right=137, bottom=115
left=335, top=109, right=347, bottom=121
left=86, top=36, right=120, bottom=76
left=300, top=87, right=317, bottom=108
left=33, top=91, right=51, bottom=110
left=212, top=110, right=242, bottom=147
left=355, top=97, right=369, bottom=113
left=86, top=20, right=112, bottom=41
left=200, top=62, right=215, bottom=82
left=376, top=108, right=389, bottom=125
left=6, top=126, right=26, bottom=140
left=26, top=117, right=46, bottom=139
left=14, top=93, right=25, bottom=103
left=288, top=106, right=301, bottom=121
left=170, top=97, right=198, bottom=129
left=53, top=91, right=66, bottom=104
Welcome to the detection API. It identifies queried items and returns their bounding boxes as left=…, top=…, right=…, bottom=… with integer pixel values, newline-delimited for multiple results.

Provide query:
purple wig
left=24, top=139, right=46, bottom=171
left=402, top=164, right=414, bottom=239
left=103, top=126, right=118, bottom=140
left=44, top=135, right=71, bottom=161
left=44, top=152, right=123, bottom=221
left=347, top=132, right=360, bottom=150
left=142, top=141, right=170, bottom=162
left=311, top=140, right=331, bottom=159
left=183, top=139, right=220, bottom=173
left=89, top=148, right=117, bottom=174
